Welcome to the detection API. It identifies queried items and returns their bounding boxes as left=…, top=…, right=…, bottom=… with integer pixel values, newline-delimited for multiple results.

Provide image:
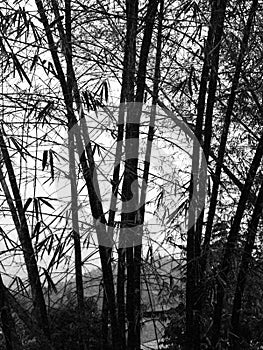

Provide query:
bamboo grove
left=0, top=0, right=262, bottom=349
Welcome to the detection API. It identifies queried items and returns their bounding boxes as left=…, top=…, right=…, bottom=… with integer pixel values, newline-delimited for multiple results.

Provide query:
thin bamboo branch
left=0, top=128, right=52, bottom=344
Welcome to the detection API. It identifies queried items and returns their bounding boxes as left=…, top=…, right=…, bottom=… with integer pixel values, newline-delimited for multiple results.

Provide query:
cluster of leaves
left=49, top=297, right=102, bottom=350
left=162, top=251, right=263, bottom=349
left=0, top=295, right=102, bottom=350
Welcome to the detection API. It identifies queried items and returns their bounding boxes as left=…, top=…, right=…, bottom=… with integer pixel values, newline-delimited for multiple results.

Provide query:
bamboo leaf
left=42, top=150, right=48, bottom=170
left=188, top=66, right=193, bottom=96
left=104, top=81, right=108, bottom=102
left=49, top=149, right=54, bottom=180
left=30, top=54, right=39, bottom=71
left=100, top=86, right=103, bottom=103
left=92, top=144, right=97, bottom=156
left=36, top=235, right=50, bottom=253
left=89, top=92, right=97, bottom=111
left=170, top=275, right=174, bottom=289
left=27, top=99, right=39, bottom=119
left=167, top=199, right=188, bottom=224
left=47, top=234, right=54, bottom=255
left=47, top=61, right=56, bottom=76
left=30, top=21, right=41, bottom=43
left=11, top=53, right=31, bottom=86
left=32, top=221, right=41, bottom=239
left=0, top=227, right=17, bottom=249
left=43, top=268, right=57, bottom=294
left=208, top=176, right=211, bottom=196
left=34, top=197, right=39, bottom=220
left=10, top=137, right=26, bottom=160
left=2, top=230, right=11, bottom=250
left=38, top=197, right=55, bottom=210
left=21, top=7, right=29, bottom=30
left=38, top=101, right=53, bottom=124
left=23, top=197, right=32, bottom=213
left=83, top=91, right=90, bottom=112
left=47, top=242, right=61, bottom=271
left=0, top=37, right=7, bottom=55
left=15, top=276, right=29, bottom=297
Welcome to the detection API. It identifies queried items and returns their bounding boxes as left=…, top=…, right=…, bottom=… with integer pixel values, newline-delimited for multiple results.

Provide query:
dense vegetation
left=0, top=0, right=262, bottom=349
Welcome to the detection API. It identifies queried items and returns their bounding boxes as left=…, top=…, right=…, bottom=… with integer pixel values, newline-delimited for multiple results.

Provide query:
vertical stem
left=64, top=1, right=86, bottom=348
left=113, top=1, right=138, bottom=346
left=202, top=0, right=258, bottom=272
left=192, top=0, right=227, bottom=345
left=211, top=91, right=262, bottom=347
left=209, top=1, right=259, bottom=345
left=0, top=129, right=51, bottom=343
left=134, top=1, right=163, bottom=349
left=231, top=180, right=263, bottom=348
left=185, top=0, right=223, bottom=346
left=35, top=1, right=120, bottom=348
left=68, top=133, right=86, bottom=350
left=122, top=0, right=159, bottom=348
left=119, top=2, right=138, bottom=349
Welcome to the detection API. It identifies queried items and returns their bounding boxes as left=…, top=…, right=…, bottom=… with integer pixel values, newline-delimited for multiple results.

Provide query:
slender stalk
left=202, top=0, right=258, bottom=273
left=119, top=2, right=139, bottom=349
left=121, top=1, right=159, bottom=348
left=211, top=133, right=263, bottom=345
left=192, top=1, right=227, bottom=346
left=135, top=0, right=159, bottom=104
left=185, top=0, right=222, bottom=346
left=211, top=43, right=261, bottom=346
left=35, top=2, right=120, bottom=348
left=0, top=129, right=51, bottom=344
left=134, top=1, right=163, bottom=348
left=68, top=134, right=86, bottom=350
left=113, top=1, right=138, bottom=347
left=206, top=2, right=259, bottom=344
left=64, top=1, right=86, bottom=348
left=230, top=180, right=263, bottom=349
